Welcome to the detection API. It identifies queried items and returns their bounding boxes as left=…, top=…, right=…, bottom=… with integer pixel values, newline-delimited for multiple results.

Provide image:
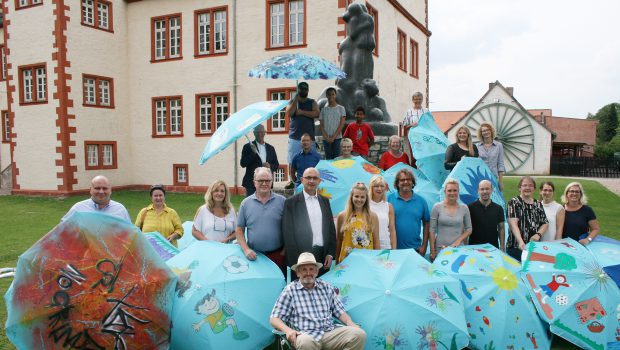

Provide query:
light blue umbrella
left=144, top=231, right=180, bottom=261
left=323, top=249, right=469, bottom=350
left=439, top=157, right=505, bottom=208
left=312, top=156, right=383, bottom=215
left=408, top=112, right=450, bottom=189
left=434, top=244, right=551, bottom=350
left=177, top=221, right=197, bottom=250
left=585, top=235, right=620, bottom=288
left=383, top=162, right=440, bottom=212
left=199, top=100, right=289, bottom=164
left=521, top=238, right=620, bottom=350
left=248, top=53, right=346, bottom=80
left=166, top=241, right=285, bottom=350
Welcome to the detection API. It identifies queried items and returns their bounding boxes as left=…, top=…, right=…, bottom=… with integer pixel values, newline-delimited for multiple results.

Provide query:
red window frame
left=1, top=111, right=10, bottom=143
left=152, top=96, right=184, bottom=138
left=266, top=87, right=296, bottom=133
left=80, top=0, right=114, bottom=32
left=194, top=92, right=230, bottom=136
left=173, top=164, right=189, bottom=186
left=0, top=45, right=7, bottom=81
left=84, top=141, right=118, bottom=170
left=18, top=63, right=48, bottom=105
left=194, top=6, right=229, bottom=58
left=366, top=2, right=379, bottom=57
left=410, top=39, right=419, bottom=78
left=82, top=74, right=115, bottom=108
left=397, top=29, right=407, bottom=72
left=265, top=0, right=307, bottom=50
left=15, top=0, right=43, bottom=10
left=151, top=13, right=183, bottom=63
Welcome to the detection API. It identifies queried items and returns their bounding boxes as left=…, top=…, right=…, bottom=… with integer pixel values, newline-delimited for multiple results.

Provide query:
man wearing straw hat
left=270, top=252, right=366, bottom=350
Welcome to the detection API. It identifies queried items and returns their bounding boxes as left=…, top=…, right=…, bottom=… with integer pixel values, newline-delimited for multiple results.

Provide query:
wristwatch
left=587, top=237, right=593, bottom=242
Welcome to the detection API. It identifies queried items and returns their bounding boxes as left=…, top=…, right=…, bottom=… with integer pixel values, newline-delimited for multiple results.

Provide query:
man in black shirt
left=468, top=180, right=505, bottom=251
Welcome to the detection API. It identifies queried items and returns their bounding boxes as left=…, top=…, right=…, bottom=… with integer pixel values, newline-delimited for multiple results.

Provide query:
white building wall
left=0, top=27, right=10, bottom=172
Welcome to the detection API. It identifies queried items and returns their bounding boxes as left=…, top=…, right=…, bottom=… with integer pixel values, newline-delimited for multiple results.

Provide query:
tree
left=595, top=103, right=619, bottom=143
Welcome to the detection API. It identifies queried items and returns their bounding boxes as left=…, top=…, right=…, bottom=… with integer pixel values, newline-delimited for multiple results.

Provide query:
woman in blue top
left=561, top=182, right=600, bottom=246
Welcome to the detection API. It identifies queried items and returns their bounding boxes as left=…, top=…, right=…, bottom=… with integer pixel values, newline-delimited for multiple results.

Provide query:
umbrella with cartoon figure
left=434, top=244, right=552, bottom=350
left=521, top=238, right=620, bottom=350
left=322, top=249, right=469, bottom=350
left=166, top=241, right=285, bottom=350
left=4, top=212, right=177, bottom=349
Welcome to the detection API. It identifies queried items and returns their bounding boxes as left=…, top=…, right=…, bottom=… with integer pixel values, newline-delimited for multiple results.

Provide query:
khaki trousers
left=295, top=326, right=366, bottom=350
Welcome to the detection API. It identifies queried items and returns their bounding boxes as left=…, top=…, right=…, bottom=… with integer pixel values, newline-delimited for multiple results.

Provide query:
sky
left=428, top=0, right=620, bottom=118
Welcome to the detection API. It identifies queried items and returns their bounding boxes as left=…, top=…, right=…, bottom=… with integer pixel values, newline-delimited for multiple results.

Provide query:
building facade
left=0, top=0, right=430, bottom=195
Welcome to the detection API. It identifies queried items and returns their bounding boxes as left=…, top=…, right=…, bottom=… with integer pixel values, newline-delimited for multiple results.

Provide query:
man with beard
left=62, top=175, right=131, bottom=222
left=286, top=81, right=319, bottom=188
left=270, top=252, right=366, bottom=350
left=387, top=168, right=430, bottom=255
left=468, top=180, right=505, bottom=250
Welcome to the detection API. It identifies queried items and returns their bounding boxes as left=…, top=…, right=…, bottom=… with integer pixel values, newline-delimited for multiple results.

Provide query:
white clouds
left=429, top=0, right=620, bottom=117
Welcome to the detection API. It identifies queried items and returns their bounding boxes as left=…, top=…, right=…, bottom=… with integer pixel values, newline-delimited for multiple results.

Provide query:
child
left=343, top=107, right=375, bottom=158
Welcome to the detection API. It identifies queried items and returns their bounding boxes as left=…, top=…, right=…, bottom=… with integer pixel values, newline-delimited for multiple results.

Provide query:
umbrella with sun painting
left=522, top=238, right=620, bottom=350
left=433, top=244, right=551, bottom=350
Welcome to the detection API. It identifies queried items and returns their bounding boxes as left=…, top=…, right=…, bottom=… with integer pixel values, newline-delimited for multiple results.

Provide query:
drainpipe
left=232, top=0, right=239, bottom=191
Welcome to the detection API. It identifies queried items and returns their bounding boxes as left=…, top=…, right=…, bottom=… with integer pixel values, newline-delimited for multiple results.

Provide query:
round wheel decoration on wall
left=464, top=103, right=535, bottom=173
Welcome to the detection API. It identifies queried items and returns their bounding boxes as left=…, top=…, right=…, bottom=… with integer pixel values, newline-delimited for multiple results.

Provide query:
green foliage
left=594, top=103, right=619, bottom=145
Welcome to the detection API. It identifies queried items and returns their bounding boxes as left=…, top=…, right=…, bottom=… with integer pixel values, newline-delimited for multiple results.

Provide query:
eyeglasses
left=255, top=179, right=272, bottom=184
left=567, top=190, right=581, bottom=194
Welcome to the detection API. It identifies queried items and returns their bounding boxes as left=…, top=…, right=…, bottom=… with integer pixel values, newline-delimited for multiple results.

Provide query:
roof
left=432, top=111, right=466, bottom=132
left=544, top=116, right=598, bottom=145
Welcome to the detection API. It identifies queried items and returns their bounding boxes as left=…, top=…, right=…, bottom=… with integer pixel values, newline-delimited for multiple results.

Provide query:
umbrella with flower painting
left=166, top=241, right=285, bottom=350
left=322, top=249, right=469, bottom=350
left=433, top=244, right=551, bottom=350
left=521, top=238, right=620, bottom=350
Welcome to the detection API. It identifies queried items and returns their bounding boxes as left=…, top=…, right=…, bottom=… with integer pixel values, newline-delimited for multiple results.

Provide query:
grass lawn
left=0, top=177, right=617, bottom=349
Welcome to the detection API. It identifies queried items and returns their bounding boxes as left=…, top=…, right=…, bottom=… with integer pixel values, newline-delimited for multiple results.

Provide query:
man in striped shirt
left=270, top=252, right=366, bottom=349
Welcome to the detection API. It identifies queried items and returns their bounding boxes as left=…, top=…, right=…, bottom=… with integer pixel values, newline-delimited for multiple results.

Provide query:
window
left=151, top=14, right=182, bottom=62
left=83, top=74, right=114, bottom=108
left=19, top=63, right=47, bottom=105
left=410, top=39, right=419, bottom=78
left=152, top=96, right=183, bottom=137
left=81, top=0, right=113, bottom=32
left=195, top=93, right=229, bottom=135
left=397, top=29, right=407, bottom=72
left=84, top=141, right=117, bottom=170
left=0, top=45, right=6, bottom=81
left=15, top=0, right=42, bottom=10
left=274, top=165, right=288, bottom=183
left=266, top=0, right=306, bottom=49
left=366, top=2, right=378, bottom=56
left=266, top=87, right=295, bottom=133
left=173, top=164, right=189, bottom=186
left=195, top=7, right=228, bottom=57
left=1, top=111, right=10, bottom=143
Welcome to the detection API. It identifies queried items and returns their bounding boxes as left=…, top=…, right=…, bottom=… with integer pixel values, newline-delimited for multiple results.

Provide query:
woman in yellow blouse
left=135, top=185, right=184, bottom=246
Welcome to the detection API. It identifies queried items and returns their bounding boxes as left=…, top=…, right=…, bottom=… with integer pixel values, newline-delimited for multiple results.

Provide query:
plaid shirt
left=270, top=279, right=345, bottom=341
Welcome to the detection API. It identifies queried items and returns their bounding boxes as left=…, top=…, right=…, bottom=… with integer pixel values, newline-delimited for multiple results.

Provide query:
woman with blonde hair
left=430, top=179, right=472, bottom=260
left=336, top=182, right=380, bottom=262
left=192, top=180, right=237, bottom=242
left=445, top=126, right=478, bottom=170
left=368, top=175, right=397, bottom=249
left=136, top=185, right=184, bottom=246
left=335, top=138, right=354, bottom=160
left=561, top=181, right=600, bottom=245
left=476, top=122, right=506, bottom=191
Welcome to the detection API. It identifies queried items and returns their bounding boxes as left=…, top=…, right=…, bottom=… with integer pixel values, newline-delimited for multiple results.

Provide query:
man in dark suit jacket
left=240, top=125, right=279, bottom=196
left=282, top=167, right=337, bottom=272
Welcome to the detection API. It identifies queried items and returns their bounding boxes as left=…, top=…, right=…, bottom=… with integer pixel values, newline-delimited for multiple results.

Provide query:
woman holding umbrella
left=561, top=181, right=600, bottom=245
left=336, top=182, right=380, bottom=262
left=444, top=126, right=479, bottom=170
left=368, top=175, right=397, bottom=249
left=192, top=180, right=237, bottom=243
left=136, top=185, right=184, bottom=246
left=430, top=179, right=472, bottom=260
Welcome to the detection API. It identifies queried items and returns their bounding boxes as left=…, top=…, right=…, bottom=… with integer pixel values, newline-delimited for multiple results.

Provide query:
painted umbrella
left=433, top=244, right=551, bottom=350
left=322, top=249, right=469, bottom=350
left=439, top=157, right=505, bottom=208
left=199, top=100, right=289, bottom=165
left=383, top=162, right=440, bottom=212
left=143, top=231, right=180, bottom=261
left=248, top=53, right=346, bottom=80
left=4, top=212, right=177, bottom=350
left=312, top=156, right=383, bottom=215
left=408, top=112, right=450, bottom=189
left=166, top=241, right=285, bottom=350
left=521, top=238, right=620, bottom=350
left=585, top=235, right=620, bottom=289
left=176, top=221, right=197, bottom=251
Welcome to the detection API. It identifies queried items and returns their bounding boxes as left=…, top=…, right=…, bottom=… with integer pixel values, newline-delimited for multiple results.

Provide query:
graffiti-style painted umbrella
left=585, top=235, right=620, bottom=288
left=408, top=112, right=450, bottom=189
left=312, top=156, right=383, bottom=215
left=383, top=162, right=440, bottom=212
left=248, top=53, right=346, bottom=80
left=199, top=100, right=289, bottom=164
left=144, top=231, right=180, bottom=261
left=166, top=241, right=285, bottom=350
left=434, top=244, right=552, bottom=350
left=322, top=249, right=469, bottom=350
left=4, top=212, right=177, bottom=350
left=521, top=239, right=620, bottom=350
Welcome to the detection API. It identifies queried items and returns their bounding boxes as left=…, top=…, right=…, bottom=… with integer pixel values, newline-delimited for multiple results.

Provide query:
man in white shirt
left=62, top=175, right=131, bottom=222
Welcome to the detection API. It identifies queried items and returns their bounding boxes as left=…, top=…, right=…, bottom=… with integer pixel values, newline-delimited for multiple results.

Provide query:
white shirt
left=303, top=190, right=324, bottom=246
left=403, top=107, right=428, bottom=126
left=542, top=201, right=563, bottom=241
left=257, top=142, right=267, bottom=163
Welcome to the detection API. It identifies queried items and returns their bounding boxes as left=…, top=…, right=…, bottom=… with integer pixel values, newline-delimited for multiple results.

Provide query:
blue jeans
left=322, top=138, right=341, bottom=160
